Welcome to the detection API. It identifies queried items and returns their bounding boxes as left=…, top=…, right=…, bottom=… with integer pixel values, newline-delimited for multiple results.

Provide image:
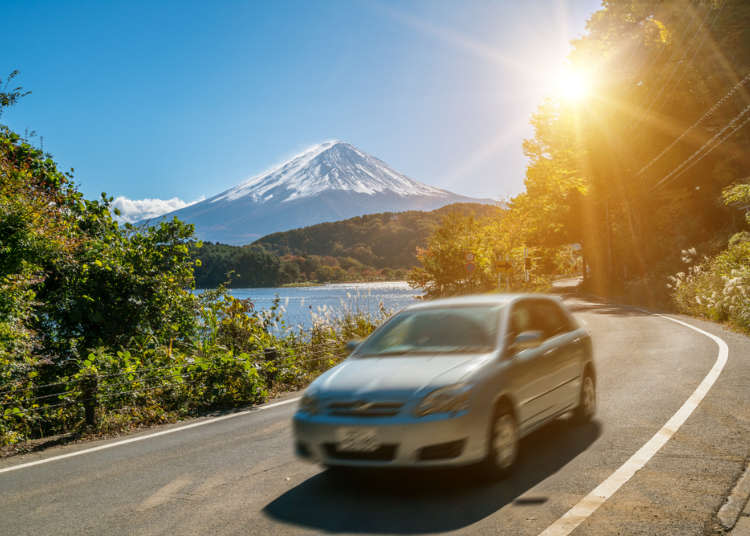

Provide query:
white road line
left=0, top=397, right=301, bottom=475
left=538, top=314, right=729, bottom=536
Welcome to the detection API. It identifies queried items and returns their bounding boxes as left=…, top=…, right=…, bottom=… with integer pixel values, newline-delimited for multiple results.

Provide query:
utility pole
left=495, top=253, right=511, bottom=292
left=523, top=247, right=529, bottom=283
left=507, top=255, right=511, bottom=291
left=605, top=198, right=613, bottom=282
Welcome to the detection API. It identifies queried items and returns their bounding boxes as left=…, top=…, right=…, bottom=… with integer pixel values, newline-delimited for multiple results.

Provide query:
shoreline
left=195, top=280, right=413, bottom=291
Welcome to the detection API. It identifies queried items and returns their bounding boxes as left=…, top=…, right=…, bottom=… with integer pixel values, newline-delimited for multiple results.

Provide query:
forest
left=192, top=203, right=502, bottom=288
left=409, top=0, right=750, bottom=332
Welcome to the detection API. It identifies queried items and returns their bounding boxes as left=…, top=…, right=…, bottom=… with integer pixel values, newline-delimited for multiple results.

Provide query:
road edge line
left=0, top=396, right=301, bottom=475
left=537, top=312, right=729, bottom=536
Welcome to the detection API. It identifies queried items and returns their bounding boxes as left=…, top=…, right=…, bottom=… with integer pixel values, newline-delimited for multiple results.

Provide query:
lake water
left=220, top=281, right=422, bottom=330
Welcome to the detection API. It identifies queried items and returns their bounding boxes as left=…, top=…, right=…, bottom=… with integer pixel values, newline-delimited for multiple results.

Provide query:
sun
left=556, top=67, right=591, bottom=102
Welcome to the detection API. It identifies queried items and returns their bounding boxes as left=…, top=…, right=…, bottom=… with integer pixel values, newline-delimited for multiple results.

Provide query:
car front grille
left=324, top=443, right=398, bottom=461
left=326, top=400, right=404, bottom=417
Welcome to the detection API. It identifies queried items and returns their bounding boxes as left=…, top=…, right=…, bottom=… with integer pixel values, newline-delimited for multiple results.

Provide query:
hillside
left=193, top=203, right=503, bottom=288
left=254, top=203, right=504, bottom=268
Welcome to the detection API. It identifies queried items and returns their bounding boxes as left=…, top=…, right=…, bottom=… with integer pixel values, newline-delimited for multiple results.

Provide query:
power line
left=639, top=1, right=726, bottom=127
left=589, top=3, right=722, bottom=207
left=650, top=105, right=750, bottom=192
left=638, top=71, right=750, bottom=176
left=626, top=1, right=726, bottom=178
left=592, top=1, right=736, bottom=203
left=623, top=5, right=710, bottom=134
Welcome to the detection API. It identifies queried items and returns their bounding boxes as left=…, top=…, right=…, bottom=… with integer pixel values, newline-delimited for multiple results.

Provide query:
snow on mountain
left=146, top=141, right=495, bottom=245
left=209, top=141, right=449, bottom=204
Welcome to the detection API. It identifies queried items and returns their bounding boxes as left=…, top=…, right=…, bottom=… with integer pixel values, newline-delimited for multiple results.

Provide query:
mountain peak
left=209, top=141, right=448, bottom=205
left=150, top=141, right=494, bottom=244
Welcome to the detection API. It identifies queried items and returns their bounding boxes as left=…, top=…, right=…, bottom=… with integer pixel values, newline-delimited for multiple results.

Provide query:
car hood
left=310, top=353, right=494, bottom=400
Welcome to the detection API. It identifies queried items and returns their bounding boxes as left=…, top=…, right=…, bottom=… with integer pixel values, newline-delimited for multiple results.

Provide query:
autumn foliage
left=412, top=0, right=750, bottom=314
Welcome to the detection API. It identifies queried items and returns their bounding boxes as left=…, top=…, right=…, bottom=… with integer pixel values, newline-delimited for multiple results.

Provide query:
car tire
left=572, top=372, right=596, bottom=424
left=483, top=403, right=519, bottom=480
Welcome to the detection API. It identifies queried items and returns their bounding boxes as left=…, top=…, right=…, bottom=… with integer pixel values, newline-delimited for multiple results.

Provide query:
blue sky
left=1, top=0, right=601, bottom=220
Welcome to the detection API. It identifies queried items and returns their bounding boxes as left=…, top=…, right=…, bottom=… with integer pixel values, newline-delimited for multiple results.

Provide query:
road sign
left=465, top=262, right=476, bottom=274
left=465, top=252, right=474, bottom=262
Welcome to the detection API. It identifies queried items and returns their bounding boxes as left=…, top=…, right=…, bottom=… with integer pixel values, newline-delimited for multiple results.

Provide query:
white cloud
left=111, top=195, right=205, bottom=223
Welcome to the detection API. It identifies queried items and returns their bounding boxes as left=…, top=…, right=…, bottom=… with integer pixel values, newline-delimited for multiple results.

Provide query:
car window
left=355, top=305, right=503, bottom=356
left=529, top=300, right=574, bottom=339
left=508, top=302, right=533, bottom=340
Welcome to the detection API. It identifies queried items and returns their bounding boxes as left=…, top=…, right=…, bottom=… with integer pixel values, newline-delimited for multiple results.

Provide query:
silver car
left=292, top=294, right=595, bottom=477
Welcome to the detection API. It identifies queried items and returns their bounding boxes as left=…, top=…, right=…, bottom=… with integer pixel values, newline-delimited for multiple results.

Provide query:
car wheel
left=484, top=403, right=519, bottom=479
left=572, top=372, right=596, bottom=424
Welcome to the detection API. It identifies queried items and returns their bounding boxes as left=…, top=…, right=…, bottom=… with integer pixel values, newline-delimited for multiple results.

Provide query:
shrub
left=670, top=237, right=750, bottom=331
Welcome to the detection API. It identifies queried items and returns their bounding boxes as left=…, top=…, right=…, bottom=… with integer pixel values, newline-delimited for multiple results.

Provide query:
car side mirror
left=509, top=330, right=544, bottom=354
left=346, top=339, right=362, bottom=353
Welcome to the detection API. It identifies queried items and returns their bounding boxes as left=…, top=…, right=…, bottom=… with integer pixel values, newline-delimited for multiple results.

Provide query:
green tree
left=0, top=70, right=30, bottom=118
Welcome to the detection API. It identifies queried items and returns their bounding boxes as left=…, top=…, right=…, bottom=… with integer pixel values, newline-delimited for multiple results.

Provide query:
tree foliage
left=193, top=203, right=502, bottom=287
left=0, top=71, right=30, bottom=117
left=1, top=121, right=200, bottom=361
left=0, top=77, right=393, bottom=445
left=192, top=242, right=281, bottom=288
left=256, top=203, right=502, bottom=266
left=411, top=0, right=750, bottom=305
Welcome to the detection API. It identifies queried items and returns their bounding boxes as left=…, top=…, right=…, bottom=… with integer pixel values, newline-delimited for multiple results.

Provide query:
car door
left=555, top=302, right=590, bottom=408
left=505, top=300, right=559, bottom=433
left=529, top=299, right=581, bottom=412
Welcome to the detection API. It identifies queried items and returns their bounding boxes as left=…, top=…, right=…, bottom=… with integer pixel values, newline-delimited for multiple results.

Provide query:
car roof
left=404, top=293, right=562, bottom=311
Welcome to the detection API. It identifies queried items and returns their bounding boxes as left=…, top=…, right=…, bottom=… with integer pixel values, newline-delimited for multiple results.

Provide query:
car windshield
left=354, top=305, right=503, bottom=357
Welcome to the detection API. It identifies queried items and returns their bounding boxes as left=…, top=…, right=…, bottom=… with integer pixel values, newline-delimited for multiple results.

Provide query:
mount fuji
left=147, top=141, right=495, bottom=245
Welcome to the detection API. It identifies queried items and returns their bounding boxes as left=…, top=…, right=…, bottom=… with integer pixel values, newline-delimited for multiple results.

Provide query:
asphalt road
left=1, top=295, right=749, bottom=535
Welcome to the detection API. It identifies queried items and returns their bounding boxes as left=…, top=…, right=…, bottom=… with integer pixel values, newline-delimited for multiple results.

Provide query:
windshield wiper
left=447, top=345, right=494, bottom=353
left=358, top=346, right=493, bottom=357
left=360, top=350, right=411, bottom=357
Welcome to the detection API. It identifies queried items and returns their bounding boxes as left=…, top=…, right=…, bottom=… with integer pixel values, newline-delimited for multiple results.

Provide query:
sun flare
left=556, top=67, right=591, bottom=101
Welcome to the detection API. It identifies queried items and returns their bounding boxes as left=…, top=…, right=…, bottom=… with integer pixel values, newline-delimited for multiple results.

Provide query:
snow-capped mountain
left=147, top=141, right=495, bottom=244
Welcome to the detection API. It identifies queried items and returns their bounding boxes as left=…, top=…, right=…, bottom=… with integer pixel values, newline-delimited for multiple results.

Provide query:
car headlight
left=299, top=393, right=319, bottom=415
left=415, top=383, right=472, bottom=417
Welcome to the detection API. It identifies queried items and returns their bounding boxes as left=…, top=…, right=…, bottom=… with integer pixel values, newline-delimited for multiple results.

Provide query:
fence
left=1, top=340, right=345, bottom=444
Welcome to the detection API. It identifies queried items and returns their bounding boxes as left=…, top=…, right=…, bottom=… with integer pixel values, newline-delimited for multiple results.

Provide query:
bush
left=0, top=110, right=389, bottom=446
left=0, top=286, right=389, bottom=446
left=0, top=74, right=394, bottom=447
left=670, top=184, right=750, bottom=331
left=670, top=236, right=750, bottom=331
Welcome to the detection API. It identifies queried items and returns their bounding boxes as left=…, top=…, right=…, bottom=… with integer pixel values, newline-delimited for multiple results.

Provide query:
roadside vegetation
left=408, top=0, right=750, bottom=329
left=670, top=184, right=750, bottom=332
left=0, top=77, right=386, bottom=447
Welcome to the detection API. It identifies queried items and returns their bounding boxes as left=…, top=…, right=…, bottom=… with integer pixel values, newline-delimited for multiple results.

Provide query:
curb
left=720, top=460, right=750, bottom=532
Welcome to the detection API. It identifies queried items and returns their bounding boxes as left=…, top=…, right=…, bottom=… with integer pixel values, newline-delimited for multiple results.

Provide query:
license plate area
left=335, top=427, right=379, bottom=452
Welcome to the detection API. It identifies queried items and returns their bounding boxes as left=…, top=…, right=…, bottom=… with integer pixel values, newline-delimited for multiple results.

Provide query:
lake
left=219, top=281, right=422, bottom=331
